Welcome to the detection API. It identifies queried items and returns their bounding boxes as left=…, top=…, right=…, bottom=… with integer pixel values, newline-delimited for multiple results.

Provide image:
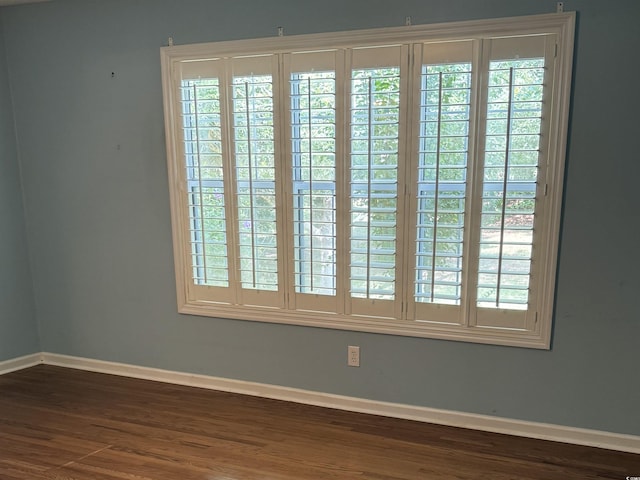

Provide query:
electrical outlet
left=348, top=345, right=360, bottom=367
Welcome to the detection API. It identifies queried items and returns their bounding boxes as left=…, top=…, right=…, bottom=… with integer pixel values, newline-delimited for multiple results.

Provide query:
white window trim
left=161, top=12, right=575, bottom=349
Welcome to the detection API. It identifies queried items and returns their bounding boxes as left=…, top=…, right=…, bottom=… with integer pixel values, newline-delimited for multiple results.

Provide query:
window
left=161, top=12, right=575, bottom=348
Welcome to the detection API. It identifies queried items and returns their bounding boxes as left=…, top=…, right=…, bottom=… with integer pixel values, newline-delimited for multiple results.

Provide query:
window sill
left=179, top=301, right=551, bottom=349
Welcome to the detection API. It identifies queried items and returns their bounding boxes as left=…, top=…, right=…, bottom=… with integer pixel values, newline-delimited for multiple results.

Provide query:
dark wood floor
left=0, top=365, right=638, bottom=479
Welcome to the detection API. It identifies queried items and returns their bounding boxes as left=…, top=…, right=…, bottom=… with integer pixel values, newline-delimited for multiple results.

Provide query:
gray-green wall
left=2, top=0, right=639, bottom=436
left=0, top=11, right=39, bottom=361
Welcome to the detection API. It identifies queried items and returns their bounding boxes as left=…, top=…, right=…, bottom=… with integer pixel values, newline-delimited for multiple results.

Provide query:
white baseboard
left=3, top=352, right=639, bottom=454
left=0, top=352, right=42, bottom=374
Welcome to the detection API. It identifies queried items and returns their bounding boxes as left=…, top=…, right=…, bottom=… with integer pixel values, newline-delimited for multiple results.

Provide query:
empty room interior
left=1, top=0, right=639, bottom=478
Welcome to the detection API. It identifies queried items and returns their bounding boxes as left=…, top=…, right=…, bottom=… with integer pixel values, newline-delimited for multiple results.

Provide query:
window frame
left=161, top=12, right=575, bottom=349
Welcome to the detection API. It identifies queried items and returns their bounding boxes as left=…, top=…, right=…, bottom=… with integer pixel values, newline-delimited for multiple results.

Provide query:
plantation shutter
left=163, top=13, right=574, bottom=347
left=284, top=50, right=344, bottom=314
left=229, top=55, right=284, bottom=308
left=177, top=58, right=235, bottom=305
left=472, top=34, right=556, bottom=331
left=347, top=45, right=408, bottom=319
left=408, top=41, right=475, bottom=326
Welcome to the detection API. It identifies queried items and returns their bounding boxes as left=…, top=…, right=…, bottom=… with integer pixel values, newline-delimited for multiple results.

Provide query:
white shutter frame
left=180, top=58, right=224, bottom=79
left=421, top=40, right=474, bottom=65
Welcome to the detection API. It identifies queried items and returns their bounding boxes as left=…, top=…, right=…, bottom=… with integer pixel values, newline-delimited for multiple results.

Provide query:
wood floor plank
left=0, top=365, right=638, bottom=479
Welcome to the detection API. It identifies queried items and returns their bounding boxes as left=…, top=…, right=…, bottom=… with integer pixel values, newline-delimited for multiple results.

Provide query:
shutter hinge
left=544, top=183, right=548, bottom=196
left=554, top=43, right=558, bottom=58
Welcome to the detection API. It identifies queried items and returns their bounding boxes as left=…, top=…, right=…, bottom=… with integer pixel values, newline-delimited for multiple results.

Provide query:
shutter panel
left=229, top=55, right=284, bottom=308
left=409, top=41, right=474, bottom=325
left=285, top=50, right=343, bottom=313
left=347, top=45, right=407, bottom=319
left=473, top=35, right=554, bottom=330
left=177, top=59, right=235, bottom=304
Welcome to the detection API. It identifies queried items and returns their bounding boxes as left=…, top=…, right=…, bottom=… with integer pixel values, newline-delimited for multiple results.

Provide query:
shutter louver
left=415, top=63, right=472, bottom=306
left=232, top=68, right=278, bottom=292
left=181, top=78, right=230, bottom=288
left=477, top=58, right=544, bottom=311
left=290, top=72, right=337, bottom=297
